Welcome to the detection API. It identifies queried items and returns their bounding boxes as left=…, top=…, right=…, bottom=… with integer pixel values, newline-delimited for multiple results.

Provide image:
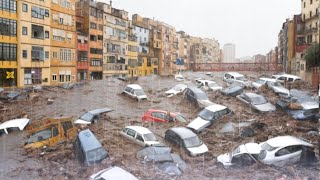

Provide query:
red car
left=142, top=109, right=188, bottom=123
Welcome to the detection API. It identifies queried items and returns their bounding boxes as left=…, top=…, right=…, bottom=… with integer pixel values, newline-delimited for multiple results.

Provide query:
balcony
left=296, top=44, right=309, bottom=53
left=304, top=28, right=318, bottom=34
left=128, top=35, right=137, bottom=42
left=77, top=61, right=89, bottom=70
left=140, top=42, right=150, bottom=46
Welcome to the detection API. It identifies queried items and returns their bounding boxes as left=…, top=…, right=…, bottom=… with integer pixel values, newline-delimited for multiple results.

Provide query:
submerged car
left=187, top=104, right=232, bottom=133
left=266, top=81, right=290, bottom=96
left=251, top=78, right=276, bottom=89
left=122, top=84, right=148, bottom=101
left=165, top=84, right=187, bottom=97
left=217, top=143, right=261, bottom=168
left=195, top=80, right=222, bottom=91
left=74, top=108, right=113, bottom=125
left=258, top=136, right=316, bottom=167
left=223, top=72, right=251, bottom=86
left=75, top=129, right=109, bottom=166
left=175, top=74, right=184, bottom=82
left=184, top=87, right=215, bottom=108
left=272, top=74, right=302, bottom=84
left=120, top=126, right=160, bottom=147
left=142, top=109, right=188, bottom=123
left=90, top=166, right=138, bottom=180
left=237, top=93, right=276, bottom=112
left=165, top=127, right=208, bottom=156
left=221, top=85, right=244, bottom=97
left=0, top=118, right=30, bottom=135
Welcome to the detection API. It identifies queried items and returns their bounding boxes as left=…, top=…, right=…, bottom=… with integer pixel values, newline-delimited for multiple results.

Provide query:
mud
left=1, top=71, right=320, bottom=179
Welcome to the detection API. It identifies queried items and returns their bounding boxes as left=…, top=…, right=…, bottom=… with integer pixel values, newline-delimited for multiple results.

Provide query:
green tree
left=304, top=43, right=320, bottom=67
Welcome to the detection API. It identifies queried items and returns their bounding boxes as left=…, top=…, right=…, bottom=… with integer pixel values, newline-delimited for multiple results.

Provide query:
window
left=90, top=35, right=97, bottom=41
left=90, top=22, right=97, bottom=29
left=310, top=0, right=313, bottom=4
left=45, top=31, right=49, bottom=38
left=59, top=75, right=65, bottom=82
left=59, top=18, right=63, bottom=24
left=22, top=3, right=28, bottom=12
left=66, top=75, right=71, bottom=82
left=90, top=59, right=102, bottom=66
left=97, top=35, right=103, bottom=41
left=0, top=18, right=17, bottom=37
left=0, top=0, right=16, bottom=13
left=90, top=48, right=103, bottom=54
left=53, top=52, right=58, bottom=59
left=90, top=7, right=97, bottom=17
left=136, top=134, right=144, bottom=142
left=24, top=68, right=42, bottom=85
left=31, top=46, right=44, bottom=61
left=31, top=6, right=46, bottom=19
left=126, top=129, right=136, bottom=138
left=22, top=50, right=28, bottom=59
left=32, top=24, right=44, bottom=39
left=45, top=51, right=49, bottom=59
left=98, top=24, right=103, bottom=31
left=22, top=27, right=28, bottom=35
left=0, top=43, right=17, bottom=61
left=52, top=74, right=57, bottom=81
left=60, top=49, right=73, bottom=61
left=128, top=45, right=138, bottom=52
left=45, top=9, right=49, bottom=17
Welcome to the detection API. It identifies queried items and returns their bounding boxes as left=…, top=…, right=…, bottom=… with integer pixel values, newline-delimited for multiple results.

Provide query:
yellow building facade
left=50, top=0, right=76, bottom=86
left=128, top=22, right=138, bottom=77
left=0, top=0, right=18, bottom=87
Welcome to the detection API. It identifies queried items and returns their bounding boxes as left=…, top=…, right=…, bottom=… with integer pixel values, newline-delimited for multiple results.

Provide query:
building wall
left=223, top=43, right=235, bottom=63
left=301, top=0, right=319, bottom=43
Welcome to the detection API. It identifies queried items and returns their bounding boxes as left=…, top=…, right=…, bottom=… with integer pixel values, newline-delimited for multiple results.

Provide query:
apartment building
left=176, top=31, right=190, bottom=71
left=223, top=43, right=236, bottom=63
left=127, top=21, right=138, bottom=77
left=103, top=3, right=129, bottom=78
left=0, top=0, right=18, bottom=87
left=301, top=0, right=319, bottom=44
left=50, top=0, right=76, bottom=85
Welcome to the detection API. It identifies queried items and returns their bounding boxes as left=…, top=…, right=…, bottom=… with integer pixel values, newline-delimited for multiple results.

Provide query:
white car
left=187, top=104, right=232, bottom=133
left=195, top=80, right=222, bottom=91
left=122, top=84, right=148, bottom=101
left=237, top=93, right=276, bottom=112
left=217, top=143, right=261, bottom=168
left=120, top=126, right=160, bottom=147
left=90, top=166, right=138, bottom=180
left=272, top=74, right=302, bottom=84
left=258, top=136, right=315, bottom=167
left=223, top=72, right=251, bottom=86
left=175, top=74, right=184, bottom=82
left=266, top=81, right=290, bottom=96
left=251, top=78, right=276, bottom=89
left=0, top=118, right=30, bottom=134
left=165, top=84, right=187, bottom=97
left=74, top=108, right=113, bottom=125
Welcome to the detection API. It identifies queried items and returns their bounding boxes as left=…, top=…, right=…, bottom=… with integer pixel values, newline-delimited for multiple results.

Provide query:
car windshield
left=135, top=89, right=146, bottom=96
left=87, top=147, right=108, bottom=162
left=80, top=112, right=94, bottom=122
left=255, top=79, right=265, bottom=85
left=173, top=85, right=183, bottom=91
left=271, top=82, right=282, bottom=87
left=198, top=109, right=217, bottom=121
left=144, top=133, right=157, bottom=141
left=175, top=115, right=187, bottom=123
left=236, top=76, right=247, bottom=81
left=229, top=146, right=241, bottom=160
left=250, top=96, right=267, bottom=105
left=184, top=136, right=202, bottom=148
left=260, top=142, right=277, bottom=151
left=27, top=128, right=52, bottom=144
left=196, top=93, right=208, bottom=100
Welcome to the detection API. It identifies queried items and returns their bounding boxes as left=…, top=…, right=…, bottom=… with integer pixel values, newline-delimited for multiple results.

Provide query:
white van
left=272, top=74, right=302, bottom=84
left=223, top=72, right=250, bottom=86
left=122, top=84, right=148, bottom=101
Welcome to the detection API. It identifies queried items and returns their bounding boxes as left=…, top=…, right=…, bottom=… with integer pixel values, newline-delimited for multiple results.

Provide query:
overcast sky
left=103, top=0, right=301, bottom=58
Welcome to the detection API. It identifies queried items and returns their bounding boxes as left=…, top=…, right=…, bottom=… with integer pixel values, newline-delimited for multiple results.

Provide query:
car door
left=125, top=129, right=137, bottom=142
left=273, top=146, right=302, bottom=166
left=165, top=130, right=177, bottom=145
left=151, top=112, right=167, bottom=123
left=135, top=133, right=145, bottom=146
left=129, top=89, right=136, bottom=98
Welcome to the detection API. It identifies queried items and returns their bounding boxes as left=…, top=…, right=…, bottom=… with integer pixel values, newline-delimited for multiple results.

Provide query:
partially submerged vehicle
left=74, top=107, right=113, bottom=125
left=223, top=72, right=251, bottom=86
left=237, top=93, right=276, bottom=112
left=175, top=74, right=184, bottom=82
left=217, top=143, right=261, bottom=168
left=0, top=118, right=30, bottom=135
left=188, top=104, right=232, bottom=133
left=142, top=109, right=188, bottom=123
left=165, top=127, right=208, bottom=156
left=120, top=126, right=160, bottom=147
left=272, top=73, right=302, bottom=84
left=221, top=85, right=244, bottom=97
left=24, top=117, right=77, bottom=149
left=251, top=78, right=276, bottom=89
left=122, top=84, right=148, bottom=101
left=165, top=84, right=187, bottom=97
left=0, top=91, right=20, bottom=101
left=195, top=80, right=222, bottom=91
left=266, top=81, right=290, bottom=96
left=258, top=136, right=316, bottom=167
left=75, top=129, right=109, bottom=166
left=90, top=166, right=138, bottom=180
left=184, top=87, right=215, bottom=108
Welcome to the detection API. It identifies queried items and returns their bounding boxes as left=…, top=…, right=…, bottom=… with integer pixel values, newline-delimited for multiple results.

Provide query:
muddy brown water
left=0, top=72, right=320, bottom=179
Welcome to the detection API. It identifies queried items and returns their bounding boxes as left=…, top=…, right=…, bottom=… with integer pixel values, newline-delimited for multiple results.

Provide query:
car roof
left=127, top=84, right=142, bottom=89
left=187, top=87, right=205, bottom=94
left=266, top=136, right=313, bottom=148
left=244, top=92, right=263, bottom=99
left=198, top=80, right=216, bottom=84
left=78, top=129, right=104, bottom=152
left=125, top=126, right=152, bottom=134
left=0, top=118, right=30, bottom=131
left=169, top=127, right=196, bottom=139
left=225, top=72, right=244, bottom=77
left=259, top=78, right=276, bottom=82
left=147, top=109, right=178, bottom=116
left=241, top=143, right=261, bottom=154
left=88, top=108, right=113, bottom=115
left=205, top=104, right=227, bottom=112
left=277, top=74, right=301, bottom=79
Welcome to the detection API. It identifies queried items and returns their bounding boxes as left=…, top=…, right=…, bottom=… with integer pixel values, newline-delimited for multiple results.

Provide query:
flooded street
left=1, top=72, right=320, bottom=179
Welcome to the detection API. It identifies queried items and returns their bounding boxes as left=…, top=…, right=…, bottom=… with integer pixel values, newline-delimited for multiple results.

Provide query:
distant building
left=223, top=43, right=235, bottom=63
left=252, top=54, right=266, bottom=63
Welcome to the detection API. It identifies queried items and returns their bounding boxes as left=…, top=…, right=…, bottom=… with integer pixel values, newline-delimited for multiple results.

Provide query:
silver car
left=237, top=93, right=276, bottom=112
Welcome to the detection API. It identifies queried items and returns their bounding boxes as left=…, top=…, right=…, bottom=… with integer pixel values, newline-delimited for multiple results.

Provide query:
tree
left=304, top=43, right=320, bottom=67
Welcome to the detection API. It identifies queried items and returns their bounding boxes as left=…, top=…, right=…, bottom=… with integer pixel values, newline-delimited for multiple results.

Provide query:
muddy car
left=24, top=117, right=77, bottom=149
left=258, top=136, right=316, bottom=167
left=74, top=107, right=113, bottom=125
left=266, top=81, right=290, bottom=96
left=165, top=127, right=208, bottom=156
left=221, top=85, right=244, bottom=97
left=187, top=104, right=232, bottom=133
left=183, top=87, right=215, bottom=108
left=165, top=84, right=187, bottom=97
left=120, top=126, right=161, bottom=147
left=195, top=80, right=222, bottom=92
left=175, top=74, right=184, bottom=82
left=0, top=118, right=30, bottom=135
left=237, top=93, right=276, bottom=112
left=90, top=166, right=138, bottom=180
left=217, top=143, right=261, bottom=168
left=122, top=84, right=148, bottom=101
left=75, top=129, right=109, bottom=166
left=142, top=109, right=188, bottom=123
left=223, top=72, right=251, bottom=86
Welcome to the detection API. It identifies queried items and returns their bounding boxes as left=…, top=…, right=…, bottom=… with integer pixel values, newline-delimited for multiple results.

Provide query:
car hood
left=217, top=153, right=231, bottom=165
left=187, top=117, right=210, bottom=132
left=74, top=119, right=91, bottom=124
left=254, top=103, right=276, bottom=112
left=187, top=143, right=208, bottom=156
left=272, top=86, right=290, bottom=95
left=145, top=141, right=161, bottom=146
left=165, top=89, right=179, bottom=95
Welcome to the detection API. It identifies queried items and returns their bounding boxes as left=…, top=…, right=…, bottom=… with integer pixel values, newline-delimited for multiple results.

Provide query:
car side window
left=125, top=87, right=132, bottom=92
left=275, top=147, right=291, bottom=156
left=130, top=89, right=135, bottom=95
left=231, top=76, right=234, bottom=79
left=231, top=154, right=242, bottom=164
left=218, top=109, right=228, bottom=117
left=152, top=112, right=166, bottom=119
left=278, top=77, right=286, bottom=80
left=127, top=129, right=136, bottom=138
left=136, top=134, right=144, bottom=142
left=122, top=128, right=128, bottom=133
left=52, top=126, right=59, bottom=137
left=288, top=78, right=293, bottom=82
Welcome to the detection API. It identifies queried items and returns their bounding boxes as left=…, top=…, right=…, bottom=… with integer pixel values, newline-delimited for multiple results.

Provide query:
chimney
left=110, top=0, right=112, bottom=7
